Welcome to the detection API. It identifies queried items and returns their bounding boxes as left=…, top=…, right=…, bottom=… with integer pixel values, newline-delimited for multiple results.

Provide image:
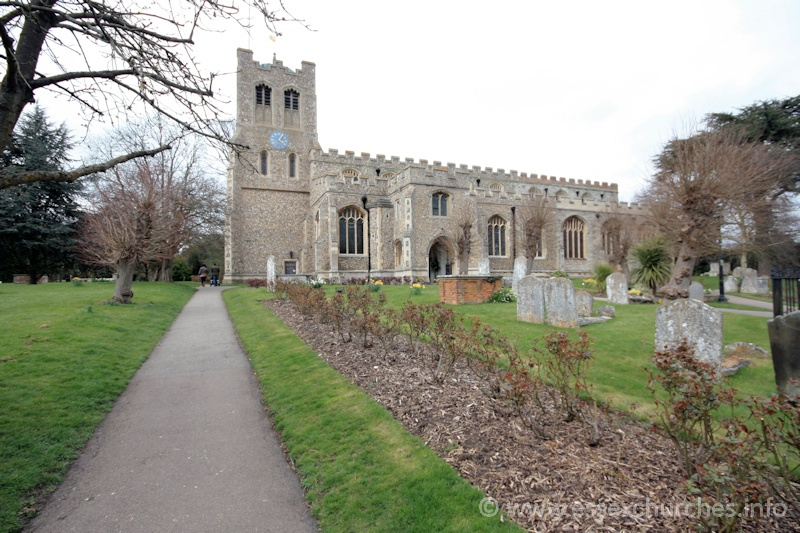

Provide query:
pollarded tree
left=0, top=0, right=303, bottom=189
left=519, top=193, right=555, bottom=275
left=0, top=106, right=82, bottom=282
left=93, top=116, right=225, bottom=282
left=447, top=205, right=478, bottom=275
left=641, top=127, right=795, bottom=299
left=79, top=164, right=183, bottom=303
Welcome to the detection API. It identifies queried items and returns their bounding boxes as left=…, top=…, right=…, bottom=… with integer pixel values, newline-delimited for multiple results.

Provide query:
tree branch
left=0, top=144, right=171, bottom=188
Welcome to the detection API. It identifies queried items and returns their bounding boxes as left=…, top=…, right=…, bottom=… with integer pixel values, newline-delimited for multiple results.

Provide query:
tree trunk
left=525, top=255, right=534, bottom=276
left=113, top=258, right=136, bottom=304
left=458, top=254, right=469, bottom=275
left=660, top=243, right=694, bottom=299
left=158, top=258, right=173, bottom=282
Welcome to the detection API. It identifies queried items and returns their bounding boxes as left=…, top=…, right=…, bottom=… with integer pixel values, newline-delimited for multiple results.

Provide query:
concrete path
left=26, top=287, right=317, bottom=533
left=719, top=294, right=773, bottom=318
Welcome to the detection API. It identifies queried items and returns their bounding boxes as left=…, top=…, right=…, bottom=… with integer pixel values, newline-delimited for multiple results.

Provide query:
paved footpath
left=26, top=287, right=317, bottom=533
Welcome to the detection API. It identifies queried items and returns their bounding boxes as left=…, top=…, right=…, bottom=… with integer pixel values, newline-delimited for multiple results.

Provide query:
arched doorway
left=428, top=237, right=454, bottom=281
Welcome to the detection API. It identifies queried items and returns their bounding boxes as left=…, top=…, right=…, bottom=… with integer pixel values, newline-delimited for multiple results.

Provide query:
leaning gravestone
left=732, top=266, right=743, bottom=278
left=478, top=258, right=490, bottom=275
left=768, top=311, right=800, bottom=396
left=267, top=255, right=276, bottom=285
left=543, top=277, right=579, bottom=328
left=606, top=272, right=629, bottom=304
left=576, top=290, right=594, bottom=317
left=724, top=275, right=739, bottom=294
left=517, top=275, right=545, bottom=324
left=655, top=299, right=723, bottom=373
left=688, top=281, right=705, bottom=301
left=740, top=268, right=759, bottom=293
left=511, top=256, right=528, bottom=294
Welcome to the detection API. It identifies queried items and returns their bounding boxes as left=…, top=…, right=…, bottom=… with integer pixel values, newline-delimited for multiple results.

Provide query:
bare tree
left=96, top=116, right=225, bottom=281
left=641, top=127, right=795, bottom=299
left=0, top=0, right=303, bottom=189
left=79, top=165, right=182, bottom=302
left=448, top=205, right=477, bottom=275
left=519, top=193, right=555, bottom=275
left=601, top=206, right=644, bottom=277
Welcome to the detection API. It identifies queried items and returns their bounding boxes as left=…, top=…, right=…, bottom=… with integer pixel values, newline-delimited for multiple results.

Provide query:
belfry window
left=256, top=84, right=271, bottom=106
left=338, top=207, right=365, bottom=255
left=432, top=192, right=448, bottom=216
left=260, top=151, right=268, bottom=175
left=563, top=216, right=586, bottom=259
left=289, top=153, right=297, bottom=178
left=487, top=215, right=507, bottom=257
left=284, top=89, right=299, bottom=110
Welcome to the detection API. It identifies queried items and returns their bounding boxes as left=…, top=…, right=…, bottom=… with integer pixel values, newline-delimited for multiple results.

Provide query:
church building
left=224, top=51, right=646, bottom=283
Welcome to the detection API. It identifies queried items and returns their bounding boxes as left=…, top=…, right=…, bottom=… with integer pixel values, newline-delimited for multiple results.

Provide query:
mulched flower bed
left=265, top=298, right=795, bottom=532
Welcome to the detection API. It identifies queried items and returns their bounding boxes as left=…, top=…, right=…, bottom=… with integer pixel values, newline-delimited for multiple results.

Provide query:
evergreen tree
left=0, top=107, right=82, bottom=283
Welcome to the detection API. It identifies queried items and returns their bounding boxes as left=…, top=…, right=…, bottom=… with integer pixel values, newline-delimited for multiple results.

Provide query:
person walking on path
left=26, top=288, right=317, bottom=533
left=211, top=264, right=220, bottom=286
left=198, top=264, right=208, bottom=287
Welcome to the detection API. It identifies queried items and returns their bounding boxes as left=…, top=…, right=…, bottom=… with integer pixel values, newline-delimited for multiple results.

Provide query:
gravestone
left=655, top=299, right=723, bottom=373
left=576, top=290, right=594, bottom=317
left=267, top=256, right=276, bottom=285
left=511, top=256, right=528, bottom=294
left=755, top=276, right=770, bottom=294
left=606, top=272, right=629, bottom=304
left=740, top=268, right=759, bottom=293
left=543, top=277, right=579, bottom=328
left=596, top=305, right=616, bottom=318
left=768, top=311, right=800, bottom=396
left=478, top=258, right=490, bottom=276
left=688, top=281, right=705, bottom=301
left=732, top=266, right=743, bottom=279
left=517, top=275, right=545, bottom=324
left=724, top=275, right=739, bottom=294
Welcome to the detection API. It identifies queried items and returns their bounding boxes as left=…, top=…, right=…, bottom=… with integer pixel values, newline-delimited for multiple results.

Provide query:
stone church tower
left=225, top=49, right=318, bottom=281
left=226, top=52, right=647, bottom=284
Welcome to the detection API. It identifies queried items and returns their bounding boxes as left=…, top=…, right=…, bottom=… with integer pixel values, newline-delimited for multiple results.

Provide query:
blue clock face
left=269, top=131, right=289, bottom=150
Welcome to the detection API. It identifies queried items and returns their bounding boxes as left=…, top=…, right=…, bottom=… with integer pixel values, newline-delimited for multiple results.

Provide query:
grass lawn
left=0, top=281, right=195, bottom=533
left=223, top=288, right=517, bottom=533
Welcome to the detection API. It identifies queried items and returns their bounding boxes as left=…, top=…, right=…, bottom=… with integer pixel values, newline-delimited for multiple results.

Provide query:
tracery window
left=563, top=216, right=586, bottom=259
left=432, top=192, right=448, bottom=217
left=488, top=215, right=507, bottom=257
left=338, top=207, right=365, bottom=255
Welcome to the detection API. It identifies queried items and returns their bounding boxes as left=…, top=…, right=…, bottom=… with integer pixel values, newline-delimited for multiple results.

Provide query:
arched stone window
left=338, top=207, right=365, bottom=255
left=395, top=240, right=403, bottom=268
left=289, top=153, right=297, bottom=178
left=488, top=215, right=507, bottom=257
left=284, top=89, right=299, bottom=109
left=255, top=84, right=271, bottom=124
left=260, top=151, right=268, bottom=175
left=432, top=192, right=448, bottom=217
left=563, top=216, right=586, bottom=259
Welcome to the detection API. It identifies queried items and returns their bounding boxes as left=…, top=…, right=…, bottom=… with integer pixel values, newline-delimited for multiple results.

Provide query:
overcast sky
left=42, top=0, right=800, bottom=201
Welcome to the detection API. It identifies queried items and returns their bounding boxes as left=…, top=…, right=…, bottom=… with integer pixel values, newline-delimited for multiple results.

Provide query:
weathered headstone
left=739, top=268, right=759, bottom=293
left=596, top=305, right=616, bottom=318
left=768, top=311, right=800, bottom=396
left=511, top=256, right=528, bottom=294
left=478, top=258, right=490, bottom=276
left=606, top=272, right=629, bottom=304
left=655, top=299, right=724, bottom=373
left=688, top=281, right=705, bottom=301
left=517, top=275, right=545, bottom=324
left=755, top=276, right=770, bottom=294
left=576, top=290, right=594, bottom=317
left=724, top=275, right=739, bottom=294
left=543, top=277, right=578, bottom=328
left=267, top=256, right=276, bottom=285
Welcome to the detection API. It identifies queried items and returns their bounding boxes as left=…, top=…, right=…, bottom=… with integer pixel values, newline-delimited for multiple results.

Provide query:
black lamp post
left=718, top=241, right=727, bottom=303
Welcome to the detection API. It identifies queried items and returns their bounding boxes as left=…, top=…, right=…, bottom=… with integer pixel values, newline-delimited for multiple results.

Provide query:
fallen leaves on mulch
left=265, top=298, right=796, bottom=532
